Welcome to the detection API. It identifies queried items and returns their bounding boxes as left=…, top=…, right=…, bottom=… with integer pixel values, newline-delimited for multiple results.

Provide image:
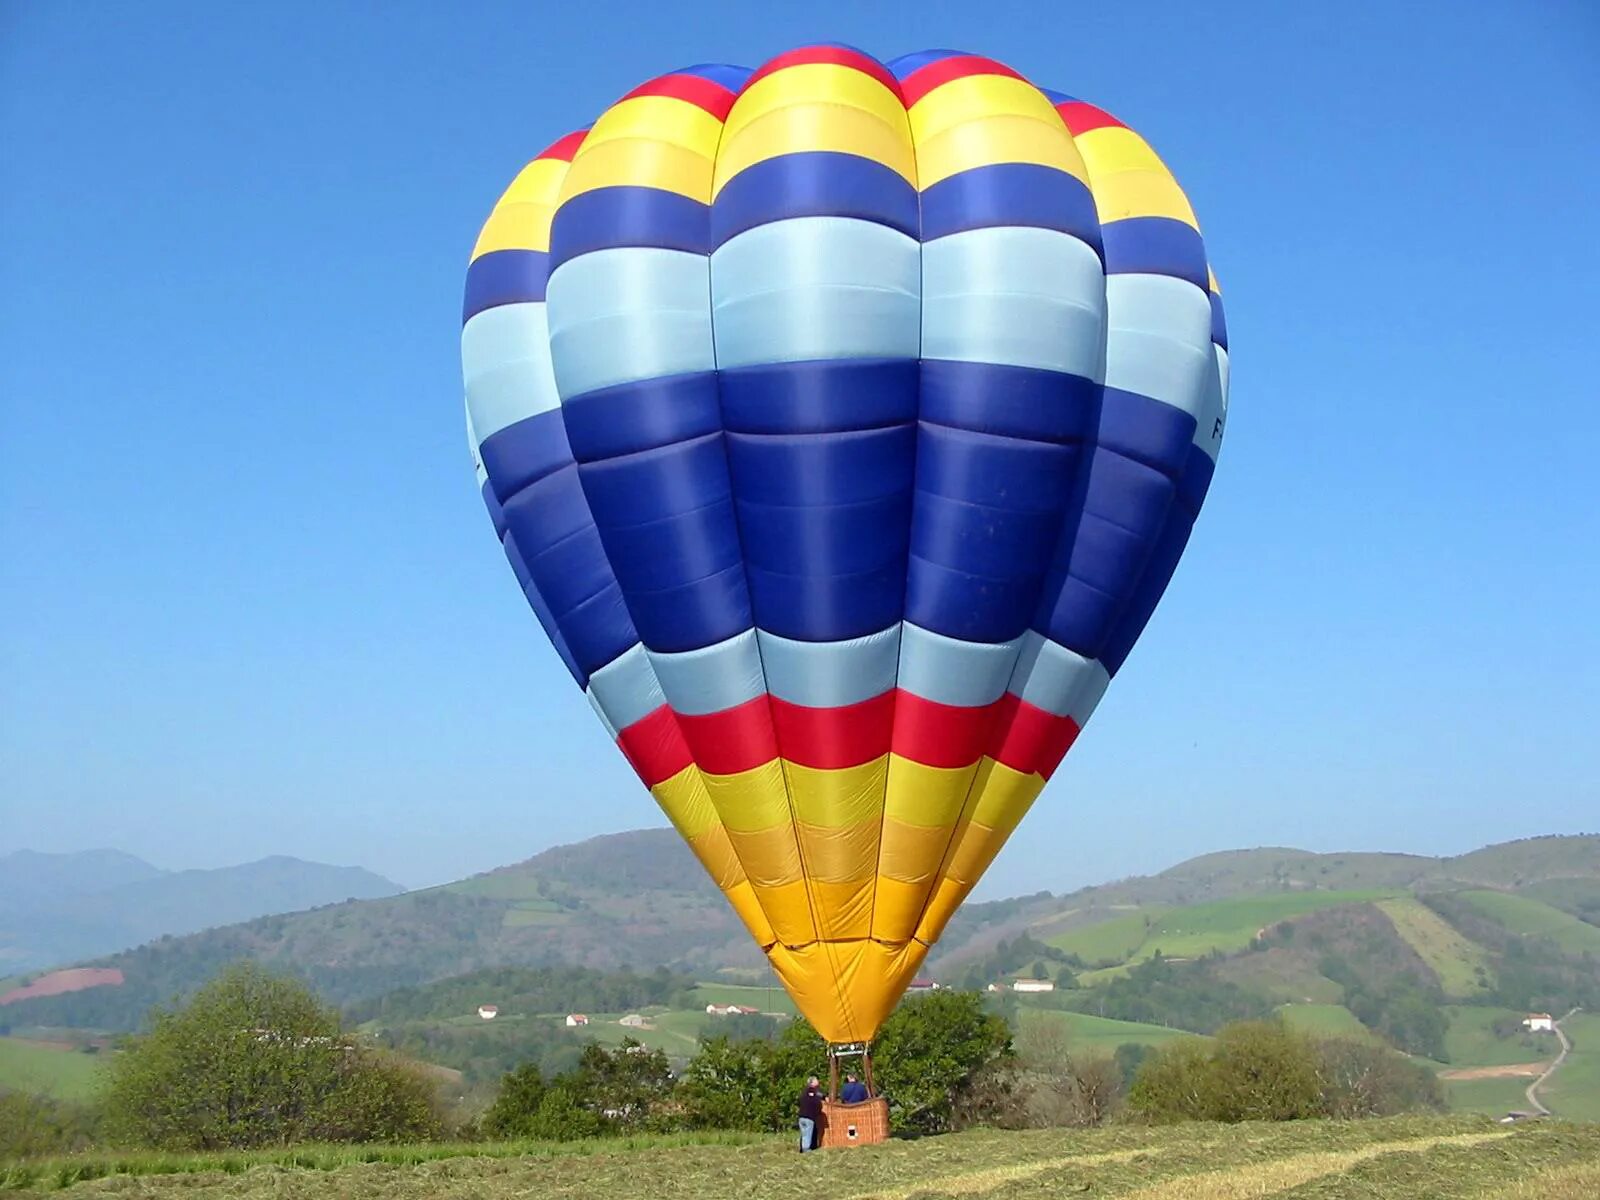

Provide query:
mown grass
left=1014, top=1006, right=1205, bottom=1051
left=1444, top=1075, right=1533, bottom=1117
left=0, top=1039, right=104, bottom=1102
left=1041, top=909, right=1163, bottom=964
left=1455, top=890, right=1600, bottom=956
left=4, top=1117, right=1597, bottom=1198
left=1376, top=896, right=1496, bottom=997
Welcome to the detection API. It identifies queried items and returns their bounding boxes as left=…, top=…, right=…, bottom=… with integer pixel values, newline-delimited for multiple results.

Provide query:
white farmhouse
left=477, top=1004, right=499, bottom=1020
left=1523, top=1013, right=1555, bottom=1033
left=1013, top=980, right=1055, bottom=993
left=565, top=1013, right=589, bottom=1027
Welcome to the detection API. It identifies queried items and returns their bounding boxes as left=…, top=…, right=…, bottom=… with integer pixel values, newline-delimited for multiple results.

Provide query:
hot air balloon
left=461, top=46, right=1229, bottom=1054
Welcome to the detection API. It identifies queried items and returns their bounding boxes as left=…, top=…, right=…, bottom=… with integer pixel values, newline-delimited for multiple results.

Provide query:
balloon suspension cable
left=827, top=1041, right=876, bottom=1100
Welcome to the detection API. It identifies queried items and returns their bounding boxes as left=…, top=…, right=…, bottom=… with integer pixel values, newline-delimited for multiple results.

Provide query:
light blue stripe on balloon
left=648, top=629, right=766, bottom=716
left=461, top=303, right=560, bottom=441
left=1192, top=345, right=1229, bottom=463
left=897, top=624, right=1022, bottom=708
left=1008, top=632, right=1110, bottom=724
left=1103, top=274, right=1214, bottom=419
left=921, top=227, right=1105, bottom=378
left=757, top=625, right=901, bottom=708
left=710, top=217, right=920, bottom=368
left=586, top=643, right=662, bottom=735
left=546, top=248, right=715, bottom=400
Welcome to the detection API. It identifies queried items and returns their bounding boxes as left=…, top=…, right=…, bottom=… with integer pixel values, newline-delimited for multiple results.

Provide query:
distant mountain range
left=0, top=849, right=403, bottom=973
left=0, top=830, right=1594, bottom=1036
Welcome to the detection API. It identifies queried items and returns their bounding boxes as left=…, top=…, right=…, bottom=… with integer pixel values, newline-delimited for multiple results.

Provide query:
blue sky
left=2, top=1, right=1596, bottom=893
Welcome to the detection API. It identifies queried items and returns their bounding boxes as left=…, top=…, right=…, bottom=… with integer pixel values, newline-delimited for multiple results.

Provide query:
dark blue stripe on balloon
left=1098, top=386, right=1198, bottom=478
left=1210, top=290, right=1228, bottom=350
left=561, top=372, right=723, bottom=464
left=479, top=408, right=573, bottom=505
left=549, top=187, right=710, bottom=269
left=726, top=426, right=916, bottom=507
left=745, top=560, right=907, bottom=643
left=675, top=62, right=752, bottom=91
left=504, top=533, right=586, bottom=685
left=1101, top=217, right=1209, bottom=291
left=885, top=49, right=963, bottom=78
left=1038, top=87, right=1076, bottom=104
left=918, top=360, right=1097, bottom=444
left=919, top=163, right=1102, bottom=253
left=577, top=432, right=731, bottom=529
left=711, top=152, right=919, bottom=246
left=719, top=359, right=918, bottom=435
left=1100, top=443, right=1217, bottom=675
left=463, top=250, right=548, bottom=323
left=916, top=424, right=1083, bottom=514
left=736, top=491, right=912, bottom=577
left=480, top=478, right=507, bottom=540
left=617, top=563, right=753, bottom=654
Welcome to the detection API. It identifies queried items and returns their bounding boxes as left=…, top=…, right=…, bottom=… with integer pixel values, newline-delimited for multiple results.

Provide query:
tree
left=1204, top=1021, right=1323, bottom=1122
left=102, top=963, right=439, bottom=1149
left=875, top=990, right=1012, bottom=1133
left=481, top=1063, right=546, bottom=1138
left=1315, top=1038, right=1444, bottom=1118
left=1126, top=1037, right=1216, bottom=1123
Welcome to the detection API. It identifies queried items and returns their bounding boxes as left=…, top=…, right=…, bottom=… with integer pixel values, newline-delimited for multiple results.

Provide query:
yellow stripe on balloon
left=785, top=756, right=886, bottom=828
left=701, top=759, right=791, bottom=832
left=470, top=157, right=570, bottom=258
left=722, top=879, right=777, bottom=947
left=582, top=95, right=725, bottom=159
left=767, top=937, right=930, bottom=1043
left=721, top=62, right=907, bottom=145
left=1088, top=169, right=1199, bottom=227
left=915, top=114, right=1089, bottom=188
left=1071, top=124, right=1171, bottom=176
left=1209, top=265, right=1222, bottom=294
left=559, top=136, right=716, bottom=203
left=805, top=877, right=874, bottom=940
left=714, top=103, right=917, bottom=195
left=907, top=73, right=1064, bottom=145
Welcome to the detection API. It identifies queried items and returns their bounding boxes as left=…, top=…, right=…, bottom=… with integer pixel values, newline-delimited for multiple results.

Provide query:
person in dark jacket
left=797, top=1076, right=824, bottom=1151
left=840, top=1072, right=869, bottom=1103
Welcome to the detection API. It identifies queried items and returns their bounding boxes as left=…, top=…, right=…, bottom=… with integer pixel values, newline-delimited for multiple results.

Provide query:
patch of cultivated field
left=1442, top=1006, right=1555, bottom=1068
left=1014, top=1006, right=1205, bottom=1052
left=6, top=1117, right=1599, bottom=1198
left=1455, top=891, right=1600, bottom=956
left=0, top=1035, right=104, bottom=1101
left=1376, top=897, right=1496, bottom=997
left=1276, top=1003, right=1385, bottom=1044
left=1545, top=1011, right=1600, bottom=1122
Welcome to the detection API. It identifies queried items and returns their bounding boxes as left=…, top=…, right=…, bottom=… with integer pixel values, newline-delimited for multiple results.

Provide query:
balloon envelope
left=461, top=46, right=1229, bottom=1043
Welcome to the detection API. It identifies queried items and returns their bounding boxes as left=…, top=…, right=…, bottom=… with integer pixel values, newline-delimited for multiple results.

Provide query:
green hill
left=1375, top=897, right=1496, bottom=998
left=0, top=1035, right=104, bottom=1101
left=1453, top=890, right=1600, bottom=957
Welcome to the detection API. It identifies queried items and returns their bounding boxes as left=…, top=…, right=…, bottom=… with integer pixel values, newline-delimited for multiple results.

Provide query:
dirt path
left=1439, top=1062, right=1547, bottom=1080
left=1526, top=1007, right=1581, bottom=1116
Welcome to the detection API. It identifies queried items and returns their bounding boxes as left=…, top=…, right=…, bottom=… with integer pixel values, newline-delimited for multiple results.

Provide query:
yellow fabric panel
left=915, top=877, right=969, bottom=946
left=915, top=114, right=1089, bottom=188
left=714, top=104, right=917, bottom=196
left=559, top=137, right=715, bottom=204
left=722, top=879, right=776, bottom=949
left=884, top=755, right=979, bottom=828
left=650, top=763, right=719, bottom=839
left=796, top=819, right=879, bottom=883
left=1089, top=169, right=1199, bottom=228
left=753, top=878, right=816, bottom=946
left=1072, top=125, right=1170, bottom=176
left=966, top=758, right=1045, bottom=837
left=1209, top=265, right=1221, bottom=294
left=785, top=756, right=886, bottom=828
left=805, top=878, right=875, bottom=942
left=682, top=824, right=743, bottom=892
left=582, top=95, right=725, bottom=159
left=945, top=819, right=1011, bottom=886
left=703, top=759, right=792, bottom=832
left=876, top=816, right=956, bottom=882
left=908, top=74, right=1064, bottom=144
left=870, top=876, right=931, bottom=944
left=472, top=158, right=570, bottom=258
left=721, top=63, right=908, bottom=145
left=725, top=823, right=803, bottom=887
left=767, top=937, right=931, bottom=1043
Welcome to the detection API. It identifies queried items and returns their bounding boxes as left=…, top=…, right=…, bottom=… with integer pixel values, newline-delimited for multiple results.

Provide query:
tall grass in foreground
left=0, top=1129, right=777, bottom=1191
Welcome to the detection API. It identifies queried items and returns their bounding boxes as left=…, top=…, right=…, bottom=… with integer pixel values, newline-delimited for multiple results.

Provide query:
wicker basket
left=819, top=1097, right=890, bottom=1147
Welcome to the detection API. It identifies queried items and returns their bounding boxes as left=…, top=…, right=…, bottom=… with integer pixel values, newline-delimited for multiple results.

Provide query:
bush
left=1315, top=1038, right=1445, bottom=1117
left=875, top=990, right=1013, bottom=1134
left=0, top=1092, right=100, bottom=1157
left=102, top=963, right=440, bottom=1149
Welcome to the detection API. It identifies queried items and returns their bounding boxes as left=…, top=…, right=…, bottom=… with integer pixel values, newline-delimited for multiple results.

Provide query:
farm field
left=1013, top=1005, right=1203, bottom=1052
left=1443, top=1075, right=1535, bottom=1117
left=688, top=982, right=797, bottom=1015
left=1455, top=891, right=1600, bottom=956
left=0, top=1037, right=103, bottom=1102
left=1377, top=896, right=1496, bottom=997
left=1442, top=1006, right=1554, bottom=1068
left=4, top=1117, right=1598, bottom=1198
left=1043, top=891, right=1401, bottom=968
left=1545, top=1011, right=1600, bottom=1122
left=1275, top=1003, right=1383, bottom=1043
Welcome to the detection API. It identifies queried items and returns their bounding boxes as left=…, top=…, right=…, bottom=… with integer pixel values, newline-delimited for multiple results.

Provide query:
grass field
left=1377, top=897, right=1496, bottom=997
left=1443, top=1075, right=1534, bottom=1117
left=1276, top=1003, right=1385, bottom=1043
left=1442, top=1006, right=1554, bottom=1068
left=1546, top=1011, right=1600, bottom=1122
left=689, top=982, right=797, bottom=1015
left=4, top=1117, right=1598, bottom=1197
left=1014, top=1006, right=1203, bottom=1052
left=1045, top=891, right=1401, bottom=969
left=0, top=1038, right=104, bottom=1102
left=1455, top=890, right=1600, bottom=956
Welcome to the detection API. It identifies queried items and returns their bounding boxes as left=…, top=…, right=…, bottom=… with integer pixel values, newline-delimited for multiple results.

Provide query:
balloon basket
left=819, top=1097, right=890, bottom=1147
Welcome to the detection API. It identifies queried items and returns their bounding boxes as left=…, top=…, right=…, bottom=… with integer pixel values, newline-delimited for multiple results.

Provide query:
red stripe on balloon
left=617, top=705, right=694, bottom=787
left=891, top=692, right=1007, bottom=769
left=769, top=691, right=895, bottom=770
left=537, top=129, right=591, bottom=162
left=988, top=694, right=1080, bottom=779
left=899, top=54, right=1026, bottom=107
left=622, top=74, right=739, bottom=121
left=742, top=45, right=902, bottom=100
left=1056, top=101, right=1124, bottom=136
left=676, top=696, right=781, bottom=775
